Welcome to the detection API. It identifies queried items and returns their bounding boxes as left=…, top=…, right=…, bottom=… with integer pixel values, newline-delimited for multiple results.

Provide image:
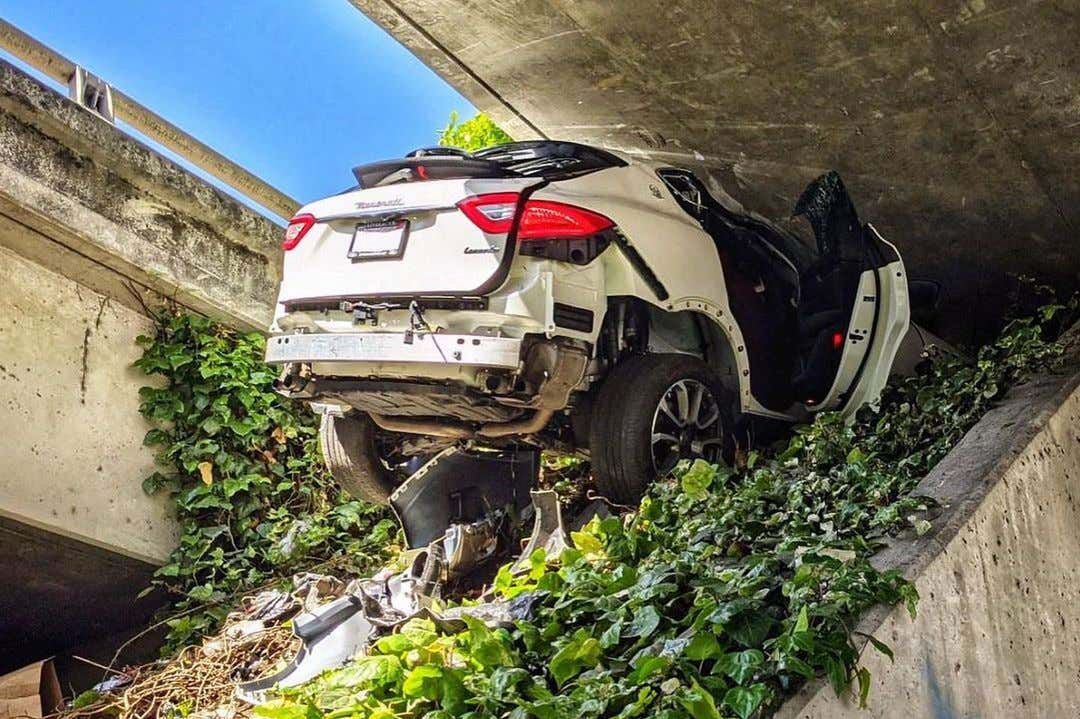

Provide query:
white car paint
left=269, top=147, right=910, bottom=429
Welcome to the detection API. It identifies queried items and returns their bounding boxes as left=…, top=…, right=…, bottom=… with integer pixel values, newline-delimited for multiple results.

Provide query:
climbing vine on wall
left=136, top=311, right=397, bottom=651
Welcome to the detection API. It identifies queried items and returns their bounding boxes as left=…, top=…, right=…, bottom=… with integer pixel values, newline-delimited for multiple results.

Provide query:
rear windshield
left=351, top=141, right=626, bottom=189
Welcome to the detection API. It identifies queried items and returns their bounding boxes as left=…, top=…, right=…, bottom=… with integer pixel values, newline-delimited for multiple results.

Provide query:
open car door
left=792, top=172, right=910, bottom=416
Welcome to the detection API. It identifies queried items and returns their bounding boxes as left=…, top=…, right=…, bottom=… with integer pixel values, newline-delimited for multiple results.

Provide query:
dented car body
left=267, top=141, right=911, bottom=502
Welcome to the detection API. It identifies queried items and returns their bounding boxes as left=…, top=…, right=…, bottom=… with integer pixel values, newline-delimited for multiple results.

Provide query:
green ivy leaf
left=678, top=680, right=721, bottom=719
left=716, top=649, right=764, bottom=685
left=794, top=605, right=809, bottom=633
left=253, top=700, right=321, bottom=719
left=680, top=459, right=717, bottom=500
left=685, top=631, right=721, bottom=661
left=549, top=630, right=601, bottom=687
left=722, top=683, right=768, bottom=719
left=625, top=605, right=661, bottom=639
left=857, top=666, right=872, bottom=708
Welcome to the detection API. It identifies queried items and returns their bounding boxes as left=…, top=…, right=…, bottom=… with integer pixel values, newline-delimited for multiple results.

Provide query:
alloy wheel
left=650, top=378, right=725, bottom=474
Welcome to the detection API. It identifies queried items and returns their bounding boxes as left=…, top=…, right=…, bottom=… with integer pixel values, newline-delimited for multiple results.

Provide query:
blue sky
left=0, top=0, right=474, bottom=212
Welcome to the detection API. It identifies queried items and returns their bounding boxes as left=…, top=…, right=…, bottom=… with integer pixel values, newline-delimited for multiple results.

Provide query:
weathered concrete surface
left=0, top=245, right=176, bottom=564
left=352, top=0, right=1080, bottom=342
left=776, top=331, right=1080, bottom=718
left=0, top=245, right=175, bottom=672
left=0, top=58, right=280, bottom=330
left=0, top=58, right=286, bottom=671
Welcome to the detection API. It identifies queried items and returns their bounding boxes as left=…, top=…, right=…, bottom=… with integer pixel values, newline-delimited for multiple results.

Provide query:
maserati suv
left=266, top=141, right=910, bottom=504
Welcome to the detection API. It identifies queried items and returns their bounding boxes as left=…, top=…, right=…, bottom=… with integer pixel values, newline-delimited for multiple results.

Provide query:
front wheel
left=589, top=353, right=734, bottom=504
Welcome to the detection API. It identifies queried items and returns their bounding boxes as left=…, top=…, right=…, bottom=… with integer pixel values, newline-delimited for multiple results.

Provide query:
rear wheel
left=589, top=353, right=734, bottom=504
left=319, top=412, right=409, bottom=505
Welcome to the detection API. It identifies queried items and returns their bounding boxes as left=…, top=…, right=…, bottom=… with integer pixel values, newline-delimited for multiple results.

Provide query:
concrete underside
left=776, top=330, right=1080, bottom=717
left=0, top=516, right=162, bottom=674
left=352, top=0, right=1080, bottom=342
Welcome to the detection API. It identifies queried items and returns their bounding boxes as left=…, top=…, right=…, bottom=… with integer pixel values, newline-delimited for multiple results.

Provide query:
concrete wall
left=0, top=57, right=286, bottom=671
left=777, top=334, right=1080, bottom=718
left=0, top=53, right=289, bottom=564
left=0, top=244, right=176, bottom=671
left=0, top=245, right=175, bottom=563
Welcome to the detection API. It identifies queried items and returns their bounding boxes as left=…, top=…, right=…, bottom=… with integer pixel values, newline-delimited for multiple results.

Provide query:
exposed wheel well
left=596, top=297, right=740, bottom=397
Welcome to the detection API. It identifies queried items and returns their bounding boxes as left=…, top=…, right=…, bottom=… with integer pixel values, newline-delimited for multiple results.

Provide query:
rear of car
left=267, top=142, right=627, bottom=429
left=266, top=141, right=914, bottom=506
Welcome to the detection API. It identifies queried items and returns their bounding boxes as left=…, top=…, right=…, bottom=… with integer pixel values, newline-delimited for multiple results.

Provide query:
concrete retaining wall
left=0, top=245, right=175, bottom=563
left=0, top=244, right=176, bottom=670
left=0, top=50, right=288, bottom=569
left=777, top=334, right=1080, bottom=718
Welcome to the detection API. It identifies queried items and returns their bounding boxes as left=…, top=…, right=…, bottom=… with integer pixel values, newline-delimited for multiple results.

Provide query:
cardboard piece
left=0, top=659, right=63, bottom=718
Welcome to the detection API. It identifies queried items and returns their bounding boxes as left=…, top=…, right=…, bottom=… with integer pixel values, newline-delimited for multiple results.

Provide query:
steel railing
left=0, top=18, right=300, bottom=221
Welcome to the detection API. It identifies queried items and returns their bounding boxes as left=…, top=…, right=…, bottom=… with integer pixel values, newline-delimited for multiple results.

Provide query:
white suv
left=267, top=141, right=910, bottom=503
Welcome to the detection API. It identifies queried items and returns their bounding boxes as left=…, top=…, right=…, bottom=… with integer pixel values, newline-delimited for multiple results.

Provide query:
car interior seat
left=791, top=172, right=868, bottom=404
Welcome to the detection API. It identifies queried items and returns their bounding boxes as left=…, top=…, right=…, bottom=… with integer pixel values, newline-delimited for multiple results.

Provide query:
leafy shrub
left=136, top=311, right=397, bottom=651
left=437, top=111, right=512, bottom=151
left=255, top=302, right=1073, bottom=718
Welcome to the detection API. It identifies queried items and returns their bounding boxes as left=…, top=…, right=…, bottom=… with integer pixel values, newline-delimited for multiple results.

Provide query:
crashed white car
left=267, top=141, right=910, bottom=504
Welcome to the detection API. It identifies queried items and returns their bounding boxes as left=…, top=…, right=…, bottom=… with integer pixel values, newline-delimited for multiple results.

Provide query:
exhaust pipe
left=368, top=342, right=588, bottom=441
left=368, top=408, right=555, bottom=440
left=476, top=409, right=554, bottom=438
left=368, top=413, right=475, bottom=439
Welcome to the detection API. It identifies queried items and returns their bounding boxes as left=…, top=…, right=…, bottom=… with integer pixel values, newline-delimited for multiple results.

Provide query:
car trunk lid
left=277, top=177, right=543, bottom=308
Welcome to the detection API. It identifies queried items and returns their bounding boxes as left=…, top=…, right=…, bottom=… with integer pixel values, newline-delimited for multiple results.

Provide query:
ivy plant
left=438, top=111, right=512, bottom=151
left=254, top=299, right=1074, bottom=718
left=136, top=311, right=397, bottom=651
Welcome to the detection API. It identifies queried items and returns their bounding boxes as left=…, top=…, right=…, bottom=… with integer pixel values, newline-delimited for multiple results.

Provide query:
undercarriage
left=274, top=336, right=591, bottom=446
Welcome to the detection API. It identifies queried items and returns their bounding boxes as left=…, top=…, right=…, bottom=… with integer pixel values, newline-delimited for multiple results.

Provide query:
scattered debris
left=58, top=488, right=578, bottom=719
left=0, top=659, right=63, bottom=718
left=68, top=624, right=296, bottom=719
left=513, top=490, right=571, bottom=572
left=237, top=493, right=568, bottom=703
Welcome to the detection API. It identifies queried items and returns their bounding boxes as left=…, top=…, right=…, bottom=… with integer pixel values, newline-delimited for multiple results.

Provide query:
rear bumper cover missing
left=265, top=332, right=522, bottom=369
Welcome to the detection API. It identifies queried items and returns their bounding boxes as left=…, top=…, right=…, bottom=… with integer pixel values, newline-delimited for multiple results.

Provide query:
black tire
left=319, top=413, right=399, bottom=505
left=589, top=353, right=734, bottom=504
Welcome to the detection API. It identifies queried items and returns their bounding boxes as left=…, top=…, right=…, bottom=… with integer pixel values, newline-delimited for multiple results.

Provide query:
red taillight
left=457, top=194, right=616, bottom=241
left=832, top=331, right=844, bottom=350
left=518, top=200, right=614, bottom=240
left=282, top=213, right=316, bottom=251
left=457, top=193, right=520, bottom=234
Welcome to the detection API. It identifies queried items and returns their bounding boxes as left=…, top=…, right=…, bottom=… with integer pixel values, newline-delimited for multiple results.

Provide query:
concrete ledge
left=0, top=59, right=280, bottom=330
left=777, top=330, right=1080, bottom=717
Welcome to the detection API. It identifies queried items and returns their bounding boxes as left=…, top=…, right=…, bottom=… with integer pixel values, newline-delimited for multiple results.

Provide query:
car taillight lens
left=457, top=193, right=616, bottom=266
left=282, top=213, right=316, bottom=251
left=457, top=193, right=520, bottom=234
left=457, top=194, right=616, bottom=240
left=518, top=200, right=614, bottom=240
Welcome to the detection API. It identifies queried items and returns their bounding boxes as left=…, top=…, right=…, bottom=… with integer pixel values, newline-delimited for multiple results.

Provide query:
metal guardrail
left=0, top=18, right=301, bottom=221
